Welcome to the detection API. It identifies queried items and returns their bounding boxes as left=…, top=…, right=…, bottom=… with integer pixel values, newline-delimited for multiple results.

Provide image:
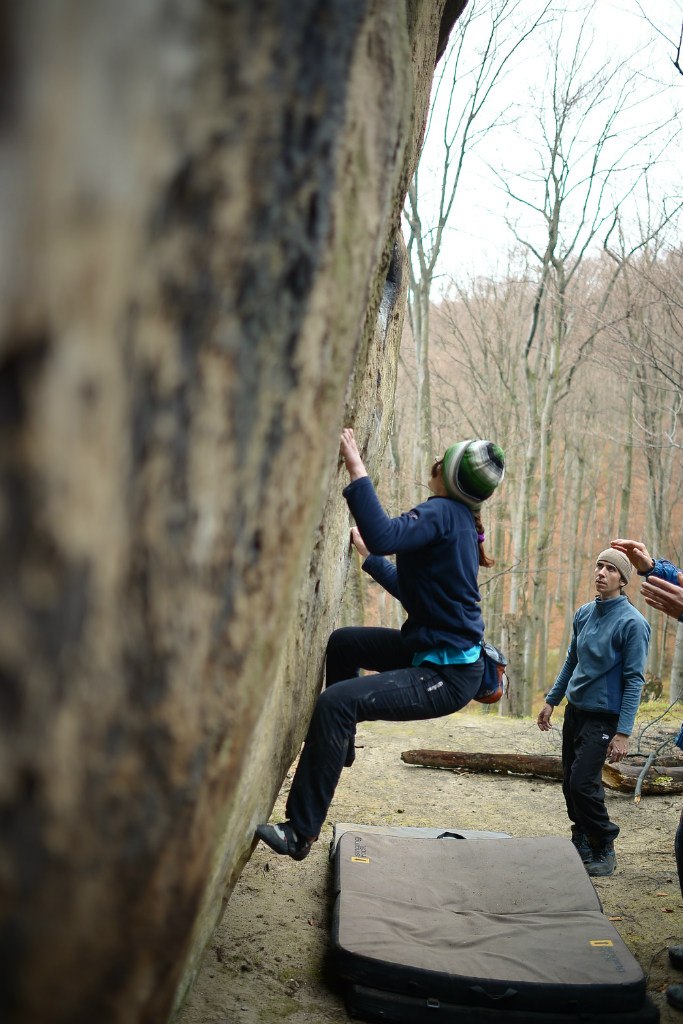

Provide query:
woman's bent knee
left=315, top=685, right=356, bottom=728
left=326, top=627, right=355, bottom=654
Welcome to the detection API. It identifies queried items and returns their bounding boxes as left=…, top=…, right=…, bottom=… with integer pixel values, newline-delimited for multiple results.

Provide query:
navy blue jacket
left=343, top=476, right=483, bottom=652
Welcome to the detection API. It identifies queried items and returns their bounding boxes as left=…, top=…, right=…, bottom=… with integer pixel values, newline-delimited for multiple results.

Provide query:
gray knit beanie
left=596, top=548, right=633, bottom=585
left=441, top=440, right=505, bottom=510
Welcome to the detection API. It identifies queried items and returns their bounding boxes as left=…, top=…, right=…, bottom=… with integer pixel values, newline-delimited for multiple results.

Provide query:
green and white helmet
left=442, top=440, right=505, bottom=509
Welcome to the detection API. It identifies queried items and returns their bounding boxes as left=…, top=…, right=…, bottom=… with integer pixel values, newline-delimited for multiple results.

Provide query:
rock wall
left=0, top=2, right=465, bottom=1023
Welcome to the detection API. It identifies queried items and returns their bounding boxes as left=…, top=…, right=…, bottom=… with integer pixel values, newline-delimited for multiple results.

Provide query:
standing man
left=537, top=549, right=650, bottom=878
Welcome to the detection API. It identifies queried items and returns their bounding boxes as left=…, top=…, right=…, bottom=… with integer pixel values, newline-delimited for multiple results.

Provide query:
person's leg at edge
left=667, top=811, right=683, bottom=1009
left=667, top=807, right=683, bottom=978
left=669, top=863, right=683, bottom=1016
left=258, top=658, right=483, bottom=859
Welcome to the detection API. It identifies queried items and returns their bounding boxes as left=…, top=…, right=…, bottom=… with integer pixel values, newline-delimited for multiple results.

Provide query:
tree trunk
left=501, top=612, right=524, bottom=717
left=560, top=447, right=585, bottom=656
left=528, top=309, right=562, bottom=708
left=484, top=526, right=506, bottom=647
left=409, top=279, right=434, bottom=483
left=617, top=376, right=634, bottom=536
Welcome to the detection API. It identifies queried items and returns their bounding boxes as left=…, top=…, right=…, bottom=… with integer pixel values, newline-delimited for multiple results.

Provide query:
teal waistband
left=412, top=644, right=481, bottom=667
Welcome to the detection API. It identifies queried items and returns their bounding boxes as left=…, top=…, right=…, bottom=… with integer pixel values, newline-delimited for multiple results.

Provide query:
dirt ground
left=177, top=708, right=683, bottom=1024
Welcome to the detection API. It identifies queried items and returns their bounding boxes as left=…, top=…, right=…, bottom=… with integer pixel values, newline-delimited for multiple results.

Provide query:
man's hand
left=340, top=428, right=368, bottom=482
left=350, top=526, right=369, bottom=558
left=537, top=703, right=554, bottom=732
left=607, top=733, right=629, bottom=763
left=610, top=538, right=654, bottom=574
left=641, top=573, right=683, bottom=621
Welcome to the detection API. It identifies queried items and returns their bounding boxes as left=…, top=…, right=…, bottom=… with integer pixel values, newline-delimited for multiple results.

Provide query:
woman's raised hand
left=339, top=428, right=368, bottom=482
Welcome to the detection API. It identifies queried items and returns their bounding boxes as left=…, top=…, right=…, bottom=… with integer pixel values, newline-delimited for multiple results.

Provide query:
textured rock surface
left=0, top=2, right=464, bottom=1023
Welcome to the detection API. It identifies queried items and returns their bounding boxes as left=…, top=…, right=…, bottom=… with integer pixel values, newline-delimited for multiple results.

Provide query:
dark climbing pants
left=561, top=702, right=620, bottom=846
left=285, top=626, right=483, bottom=839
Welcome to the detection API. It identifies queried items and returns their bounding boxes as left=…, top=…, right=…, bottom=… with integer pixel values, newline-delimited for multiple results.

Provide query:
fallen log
left=401, top=749, right=564, bottom=779
left=635, top=756, right=683, bottom=767
left=609, top=762, right=683, bottom=782
left=401, top=749, right=683, bottom=795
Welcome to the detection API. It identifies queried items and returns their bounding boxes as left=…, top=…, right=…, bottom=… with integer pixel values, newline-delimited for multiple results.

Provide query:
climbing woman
left=256, top=427, right=505, bottom=860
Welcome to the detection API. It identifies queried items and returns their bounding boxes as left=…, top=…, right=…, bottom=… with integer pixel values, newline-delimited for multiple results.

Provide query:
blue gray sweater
left=343, top=476, right=483, bottom=652
left=545, top=596, right=650, bottom=736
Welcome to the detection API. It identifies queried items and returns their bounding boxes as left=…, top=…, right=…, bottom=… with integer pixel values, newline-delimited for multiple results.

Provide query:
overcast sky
left=413, top=0, right=683, bottom=289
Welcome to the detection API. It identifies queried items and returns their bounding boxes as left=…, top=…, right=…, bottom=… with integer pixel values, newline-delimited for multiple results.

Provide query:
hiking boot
left=570, top=830, right=592, bottom=864
left=669, top=945, right=683, bottom=971
left=255, top=821, right=316, bottom=861
left=667, top=982, right=683, bottom=1011
left=585, top=843, right=617, bottom=877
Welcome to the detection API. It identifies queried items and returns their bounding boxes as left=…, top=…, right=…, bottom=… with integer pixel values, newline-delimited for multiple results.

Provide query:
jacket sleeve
left=643, top=558, right=683, bottom=584
left=545, top=612, right=580, bottom=706
left=362, top=555, right=401, bottom=601
left=616, top=616, right=651, bottom=736
left=643, top=559, right=683, bottom=623
left=343, top=477, right=441, bottom=555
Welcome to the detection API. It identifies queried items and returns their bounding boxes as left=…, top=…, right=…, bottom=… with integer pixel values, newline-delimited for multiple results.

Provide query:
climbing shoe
left=570, top=830, right=592, bottom=864
left=255, top=821, right=316, bottom=861
left=669, top=945, right=683, bottom=971
left=585, top=843, right=617, bottom=877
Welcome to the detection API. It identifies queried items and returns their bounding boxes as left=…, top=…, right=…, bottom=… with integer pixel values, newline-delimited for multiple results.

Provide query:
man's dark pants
left=561, top=702, right=620, bottom=847
left=285, top=626, right=483, bottom=838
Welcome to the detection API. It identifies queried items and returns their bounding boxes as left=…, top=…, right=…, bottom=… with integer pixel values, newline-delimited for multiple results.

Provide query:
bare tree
left=372, top=1, right=683, bottom=709
left=633, top=2, right=683, bottom=78
left=403, top=0, right=552, bottom=484
left=484, top=12, right=682, bottom=708
left=596, top=240, right=683, bottom=692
